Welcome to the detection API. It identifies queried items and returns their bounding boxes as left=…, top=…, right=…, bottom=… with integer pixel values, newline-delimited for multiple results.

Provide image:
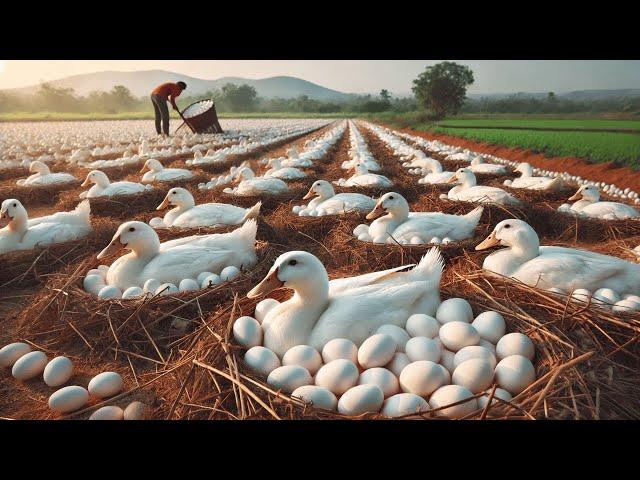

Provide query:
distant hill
left=6, top=70, right=354, bottom=101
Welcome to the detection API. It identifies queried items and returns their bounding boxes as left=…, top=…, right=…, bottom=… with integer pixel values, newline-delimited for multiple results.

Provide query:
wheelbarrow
left=175, top=99, right=224, bottom=134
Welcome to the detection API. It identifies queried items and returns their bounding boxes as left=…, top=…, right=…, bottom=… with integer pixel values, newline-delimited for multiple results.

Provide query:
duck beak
left=97, top=234, right=125, bottom=260
left=475, top=231, right=500, bottom=251
left=247, top=268, right=283, bottom=298
left=445, top=175, right=458, bottom=184
left=81, top=176, right=91, bottom=187
left=366, top=203, right=385, bottom=220
left=568, top=190, right=582, bottom=201
left=303, top=187, right=316, bottom=200
left=0, top=207, right=8, bottom=226
left=157, top=195, right=171, bottom=210
left=139, top=164, right=148, bottom=173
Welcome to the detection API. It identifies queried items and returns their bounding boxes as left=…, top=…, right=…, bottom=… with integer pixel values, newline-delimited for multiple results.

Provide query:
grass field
left=432, top=126, right=640, bottom=166
left=435, top=118, right=640, bottom=132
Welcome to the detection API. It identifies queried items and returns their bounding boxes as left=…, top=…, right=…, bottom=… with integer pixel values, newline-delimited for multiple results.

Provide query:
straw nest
left=56, top=189, right=168, bottom=220
left=0, top=180, right=81, bottom=207
left=4, top=121, right=640, bottom=420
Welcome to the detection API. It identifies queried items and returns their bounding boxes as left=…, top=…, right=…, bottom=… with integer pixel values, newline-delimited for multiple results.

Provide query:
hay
left=56, top=189, right=168, bottom=220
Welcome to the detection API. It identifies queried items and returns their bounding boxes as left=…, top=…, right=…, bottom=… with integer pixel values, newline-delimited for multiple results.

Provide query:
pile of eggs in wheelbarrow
left=233, top=297, right=536, bottom=418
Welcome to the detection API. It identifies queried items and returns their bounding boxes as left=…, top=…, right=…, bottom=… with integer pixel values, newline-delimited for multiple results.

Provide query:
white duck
left=476, top=219, right=640, bottom=295
left=403, top=152, right=439, bottom=175
left=0, top=199, right=91, bottom=255
left=335, top=163, right=393, bottom=188
left=141, top=159, right=194, bottom=183
left=503, top=163, right=564, bottom=191
left=264, top=158, right=307, bottom=180
left=417, top=160, right=456, bottom=185
left=354, top=192, right=484, bottom=245
left=80, top=170, right=151, bottom=199
left=445, top=168, right=520, bottom=205
left=293, top=180, right=376, bottom=216
left=97, top=219, right=258, bottom=291
left=223, top=167, right=289, bottom=196
left=469, top=156, right=509, bottom=175
left=16, top=161, right=76, bottom=186
left=281, top=148, right=313, bottom=168
left=149, top=187, right=261, bottom=228
left=247, top=248, right=443, bottom=356
left=560, top=185, right=640, bottom=220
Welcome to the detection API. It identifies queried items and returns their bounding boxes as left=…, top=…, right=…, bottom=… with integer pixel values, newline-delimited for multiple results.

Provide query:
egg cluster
left=82, top=263, right=242, bottom=300
left=182, top=100, right=215, bottom=119
left=0, top=342, right=146, bottom=420
left=233, top=297, right=536, bottom=418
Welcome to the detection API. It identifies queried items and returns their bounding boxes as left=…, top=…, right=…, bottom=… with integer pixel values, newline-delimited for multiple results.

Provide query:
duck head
left=82, top=170, right=110, bottom=188
left=367, top=192, right=409, bottom=220
left=569, top=185, right=600, bottom=203
left=238, top=167, right=255, bottom=181
left=515, top=163, right=533, bottom=177
left=447, top=167, right=475, bottom=186
left=476, top=219, right=540, bottom=253
left=97, top=221, right=161, bottom=260
left=140, top=159, right=162, bottom=173
left=29, top=161, right=50, bottom=175
left=353, top=163, right=369, bottom=175
left=247, top=251, right=329, bottom=299
left=303, top=180, right=335, bottom=200
left=0, top=198, right=28, bottom=229
left=157, top=187, right=195, bottom=210
left=471, top=156, right=484, bottom=166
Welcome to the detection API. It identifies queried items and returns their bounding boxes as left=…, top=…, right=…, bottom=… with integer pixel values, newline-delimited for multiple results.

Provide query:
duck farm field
left=1, top=118, right=640, bottom=421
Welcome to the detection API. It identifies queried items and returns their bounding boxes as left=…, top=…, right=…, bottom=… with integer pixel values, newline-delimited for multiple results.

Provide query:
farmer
left=150, top=81, right=187, bottom=136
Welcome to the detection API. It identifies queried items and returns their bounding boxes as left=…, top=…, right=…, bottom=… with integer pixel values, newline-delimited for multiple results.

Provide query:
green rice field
left=435, top=118, right=640, bottom=132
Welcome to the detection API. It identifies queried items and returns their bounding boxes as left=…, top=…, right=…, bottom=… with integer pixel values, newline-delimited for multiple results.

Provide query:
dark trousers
left=151, top=94, right=170, bottom=135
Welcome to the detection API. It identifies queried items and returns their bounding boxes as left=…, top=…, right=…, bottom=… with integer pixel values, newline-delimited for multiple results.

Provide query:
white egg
left=592, top=288, right=620, bottom=306
left=143, top=279, right=160, bottom=294
left=612, top=299, right=640, bottom=313
left=124, top=401, right=149, bottom=420
left=0, top=342, right=32, bottom=368
left=314, top=359, right=359, bottom=395
left=155, top=283, right=178, bottom=296
left=495, top=355, right=536, bottom=395
left=321, top=338, right=358, bottom=364
left=358, top=367, right=399, bottom=398
left=98, top=265, right=110, bottom=274
left=49, top=385, right=90, bottom=413
left=43, top=356, right=74, bottom=387
left=98, top=285, right=122, bottom=299
left=404, top=337, right=441, bottom=363
left=83, top=274, right=106, bottom=295
left=429, top=385, right=478, bottom=419
left=337, top=384, right=384, bottom=416
left=88, top=371, right=124, bottom=398
left=86, top=268, right=104, bottom=278
left=282, top=345, right=323, bottom=375
left=453, top=345, right=497, bottom=370
left=89, top=406, right=124, bottom=420
left=201, top=274, right=221, bottom=288
left=244, top=346, right=281, bottom=376
left=436, top=298, right=473, bottom=324
left=496, top=332, right=535, bottom=361
left=623, top=294, right=640, bottom=305
left=452, top=358, right=494, bottom=393
left=478, top=338, right=496, bottom=354
left=357, top=334, right=397, bottom=369
left=385, top=352, right=411, bottom=377
left=477, top=388, right=513, bottom=409
left=571, top=288, right=591, bottom=303
left=267, top=365, right=312, bottom=393
left=399, top=360, right=448, bottom=396
left=12, top=351, right=48, bottom=380
left=122, top=286, right=144, bottom=299
left=196, top=271, right=214, bottom=284
left=438, top=322, right=480, bottom=352
left=233, top=316, right=263, bottom=348
left=178, top=278, right=200, bottom=292
left=471, top=311, right=506, bottom=344
left=291, top=385, right=337, bottom=411
left=255, top=298, right=280, bottom=323
left=381, top=393, right=430, bottom=418
left=376, top=325, right=410, bottom=352
left=439, top=348, right=456, bottom=374
left=405, top=314, right=439, bottom=338
left=220, top=265, right=241, bottom=281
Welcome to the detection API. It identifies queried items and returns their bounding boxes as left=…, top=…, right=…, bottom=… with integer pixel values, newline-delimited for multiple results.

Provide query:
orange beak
left=81, top=175, right=91, bottom=187
left=156, top=195, right=171, bottom=210
left=97, top=234, right=125, bottom=260
left=247, top=268, right=283, bottom=298
left=568, top=190, right=583, bottom=202
left=366, top=203, right=385, bottom=220
left=475, top=231, right=500, bottom=251
left=139, top=164, right=148, bottom=173
left=445, top=175, right=458, bottom=184
left=303, top=187, right=316, bottom=200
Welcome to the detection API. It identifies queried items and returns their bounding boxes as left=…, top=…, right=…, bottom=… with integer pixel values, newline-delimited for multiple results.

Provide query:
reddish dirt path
left=382, top=123, right=640, bottom=192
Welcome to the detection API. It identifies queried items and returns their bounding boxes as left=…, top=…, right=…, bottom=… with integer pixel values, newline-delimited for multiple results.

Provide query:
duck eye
left=289, top=259, right=297, bottom=266
left=129, top=227, right=135, bottom=232
left=504, top=224, right=511, bottom=229
left=389, top=196, right=394, bottom=200
left=13, top=203, right=17, bottom=207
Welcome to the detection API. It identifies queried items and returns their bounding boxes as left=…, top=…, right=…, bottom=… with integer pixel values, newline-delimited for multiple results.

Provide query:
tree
left=220, top=83, right=257, bottom=112
left=35, top=82, right=81, bottom=112
left=411, top=62, right=474, bottom=119
left=379, top=89, right=392, bottom=110
left=109, top=85, right=136, bottom=110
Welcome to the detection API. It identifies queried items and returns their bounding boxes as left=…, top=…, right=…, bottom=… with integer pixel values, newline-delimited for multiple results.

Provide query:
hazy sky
left=0, top=60, right=639, bottom=94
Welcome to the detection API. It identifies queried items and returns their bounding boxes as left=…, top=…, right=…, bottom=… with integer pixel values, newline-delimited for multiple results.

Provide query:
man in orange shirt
left=150, top=81, right=187, bottom=136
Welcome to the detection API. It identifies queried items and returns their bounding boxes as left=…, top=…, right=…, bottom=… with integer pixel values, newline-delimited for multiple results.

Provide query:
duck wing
left=176, top=203, right=246, bottom=227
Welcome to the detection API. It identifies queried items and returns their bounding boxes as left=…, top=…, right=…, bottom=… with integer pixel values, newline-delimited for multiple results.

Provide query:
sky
left=0, top=60, right=639, bottom=95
